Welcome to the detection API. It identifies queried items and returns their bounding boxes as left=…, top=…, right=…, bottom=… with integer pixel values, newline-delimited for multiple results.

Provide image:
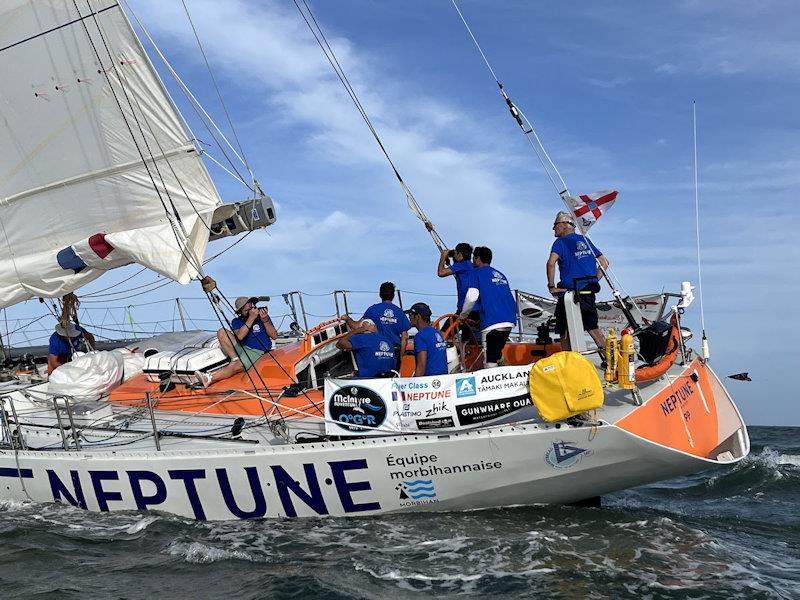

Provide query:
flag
left=56, top=233, right=115, bottom=273
left=566, top=190, right=618, bottom=232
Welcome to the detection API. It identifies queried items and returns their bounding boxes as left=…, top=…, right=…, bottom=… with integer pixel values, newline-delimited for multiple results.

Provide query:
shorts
left=555, top=291, right=599, bottom=335
left=234, top=343, right=265, bottom=370
left=485, top=328, right=511, bottom=364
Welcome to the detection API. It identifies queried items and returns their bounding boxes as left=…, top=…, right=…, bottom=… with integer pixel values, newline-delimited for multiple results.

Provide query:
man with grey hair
left=546, top=211, right=609, bottom=351
left=336, top=319, right=396, bottom=378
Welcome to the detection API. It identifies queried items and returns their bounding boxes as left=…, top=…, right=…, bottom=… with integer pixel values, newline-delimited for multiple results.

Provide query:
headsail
left=0, top=1, right=221, bottom=308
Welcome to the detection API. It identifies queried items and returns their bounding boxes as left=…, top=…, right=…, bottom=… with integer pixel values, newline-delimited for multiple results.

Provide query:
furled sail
left=0, top=1, right=222, bottom=308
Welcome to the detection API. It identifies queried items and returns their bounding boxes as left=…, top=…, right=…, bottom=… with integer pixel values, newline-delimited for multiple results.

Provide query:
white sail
left=0, top=0, right=222, bottom=308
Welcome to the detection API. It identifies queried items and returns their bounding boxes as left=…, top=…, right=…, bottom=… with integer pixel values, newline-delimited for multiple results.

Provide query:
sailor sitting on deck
left=196, top=296, right=278, bottom=387
left=344, top=281, right=410, bottom=371
left=47, top=321, right=96, bottom=373
left=459, top=246, right=517, bottom=369
left=335, top=319, right=396, bottom=379
left=406, top=302, right=448, bottom=376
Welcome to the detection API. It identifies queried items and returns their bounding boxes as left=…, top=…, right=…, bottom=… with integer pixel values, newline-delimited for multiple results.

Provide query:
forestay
left=0, top=1, right=221, bottom=308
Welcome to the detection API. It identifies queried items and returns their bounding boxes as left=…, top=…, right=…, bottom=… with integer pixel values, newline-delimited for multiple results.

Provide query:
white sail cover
left=0, top=1, right=222, bottom=308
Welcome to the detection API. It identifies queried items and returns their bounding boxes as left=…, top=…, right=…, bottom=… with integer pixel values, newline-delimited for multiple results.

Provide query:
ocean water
left=0, top=426, right=797, bottom=599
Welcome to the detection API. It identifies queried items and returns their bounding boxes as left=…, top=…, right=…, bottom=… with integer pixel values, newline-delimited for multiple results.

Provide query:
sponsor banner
left=393, top=365, right=533, bottom=431
left=324, top=378, right=400, bottom=436
left=517, top=291, right=667, bottom=335
left=324, top=366, right=534, bottom=436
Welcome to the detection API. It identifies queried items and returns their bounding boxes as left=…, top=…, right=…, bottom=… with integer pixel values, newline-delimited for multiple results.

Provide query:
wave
left=402, top=479, right=433, bottom=486
left=409, top=492, right=437, bottom=499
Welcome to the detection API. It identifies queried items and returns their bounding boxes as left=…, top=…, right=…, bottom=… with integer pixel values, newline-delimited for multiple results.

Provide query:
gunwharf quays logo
left=328, top=385, right=387, bottom=432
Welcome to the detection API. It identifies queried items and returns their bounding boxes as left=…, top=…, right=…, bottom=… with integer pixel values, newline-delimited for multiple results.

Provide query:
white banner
left=324, top=365, right=535, bottom=436
left=517, top=291, right=667, bottom=335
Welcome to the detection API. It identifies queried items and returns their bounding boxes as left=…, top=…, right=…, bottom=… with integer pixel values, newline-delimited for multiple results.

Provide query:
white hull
left=0, top=358, right=749, bottom=520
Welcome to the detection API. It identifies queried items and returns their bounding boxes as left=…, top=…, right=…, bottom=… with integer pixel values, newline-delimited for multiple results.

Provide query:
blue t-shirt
left=349, top=332, right=396, bottom=378
left=362, top=302, right=410, bottom=346
left=551, top=233, right=603, bottom=290
left=48, top=325, right=88, bottom=358
left=471, top=265, right=517, bottom=329
left=231, top=316, right=274, bottom=352
left=450, top=259, right=478, bottom=313
left=413, top=325, right=448, bottom=376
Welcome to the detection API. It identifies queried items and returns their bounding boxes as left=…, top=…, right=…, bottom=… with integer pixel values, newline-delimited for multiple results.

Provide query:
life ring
left=634, top=314, right=681, bottom=382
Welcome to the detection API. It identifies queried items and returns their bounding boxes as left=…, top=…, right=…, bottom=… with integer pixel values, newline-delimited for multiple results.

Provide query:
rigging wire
left=449, top=0, right=650, bottom=323
left=293, top=0, right=447, bottom=252
left=692, top=101, right=709, bottom=360
left=179, top=0, right=254, bottom=184
left=123, top=1, right=254, bottom=192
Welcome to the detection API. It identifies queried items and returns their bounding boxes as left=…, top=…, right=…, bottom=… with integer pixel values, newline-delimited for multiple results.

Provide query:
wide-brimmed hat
left=54, top=323, right=81, bottom=337
left=234, top=296, right=256, bottom=312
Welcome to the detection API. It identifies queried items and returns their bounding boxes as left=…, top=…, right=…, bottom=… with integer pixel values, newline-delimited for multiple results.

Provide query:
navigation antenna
left=693, top=102, right=709, bottom=360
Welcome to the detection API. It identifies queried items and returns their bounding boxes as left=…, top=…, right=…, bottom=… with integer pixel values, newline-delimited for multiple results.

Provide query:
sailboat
left=0, top=1, right=748, bottom=520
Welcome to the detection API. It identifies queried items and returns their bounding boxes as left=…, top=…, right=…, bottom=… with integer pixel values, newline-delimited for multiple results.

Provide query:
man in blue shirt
left=48, top=322, right=95, bottom=373
left=436, top=242, right=480, bottom=341
left=459, top=246, right=517, bottom=368
left=197, top=296, right=278, bottom=387
left=346, top=282, right=410, bottom=370
left=336, top=319, right=396, bottom=378
left=406, top=302, right=448, bottom=376
left=546, top=211, right=610, bottom=351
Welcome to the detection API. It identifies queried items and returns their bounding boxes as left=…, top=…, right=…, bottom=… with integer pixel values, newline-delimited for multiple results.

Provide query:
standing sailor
left=437, top=242, right=480, bottom=337
left=346, top=282, right=410, bottom=369
left=47, top=322, right=96, bottom=373
left=406, top=302, right=448, bottom=376
left=546, top=211, right=609, bottom=351
left=459, top=246, right=517, bottom=368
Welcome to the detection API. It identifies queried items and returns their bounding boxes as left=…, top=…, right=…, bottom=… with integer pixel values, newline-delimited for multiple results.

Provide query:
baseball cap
left=405, top=302, right=432, bottom=320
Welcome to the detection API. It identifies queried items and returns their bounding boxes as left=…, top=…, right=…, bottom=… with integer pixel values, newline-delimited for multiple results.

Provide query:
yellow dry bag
left=529, top=351, right=604, bottom=422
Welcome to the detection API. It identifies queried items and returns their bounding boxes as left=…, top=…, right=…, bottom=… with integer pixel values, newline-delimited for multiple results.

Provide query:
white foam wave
left=166, top=541, right=254, bottom=564
left=778, top=454, right=800, bottom=467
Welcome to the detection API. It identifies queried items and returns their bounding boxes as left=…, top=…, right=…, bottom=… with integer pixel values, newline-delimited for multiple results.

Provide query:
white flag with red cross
left=565, top=190, right=618, bottom=233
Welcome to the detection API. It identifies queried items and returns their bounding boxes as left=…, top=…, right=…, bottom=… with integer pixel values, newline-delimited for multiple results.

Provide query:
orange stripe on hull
left=616, top=359, right=719, bottom=458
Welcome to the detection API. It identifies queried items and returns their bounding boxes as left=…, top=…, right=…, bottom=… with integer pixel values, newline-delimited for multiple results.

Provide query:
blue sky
left=6, top=1, right=799, bottom=425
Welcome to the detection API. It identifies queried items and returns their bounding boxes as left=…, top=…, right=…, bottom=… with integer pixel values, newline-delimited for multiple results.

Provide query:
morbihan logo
left=456, top=376, right=476, bottom=398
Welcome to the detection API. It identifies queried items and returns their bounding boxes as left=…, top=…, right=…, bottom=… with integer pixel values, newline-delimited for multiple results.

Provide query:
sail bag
left=528, top=351, right=604, bottom=422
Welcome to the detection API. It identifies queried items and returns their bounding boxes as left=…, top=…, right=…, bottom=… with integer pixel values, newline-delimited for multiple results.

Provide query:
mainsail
left=0, top=1, right=221, bottom=308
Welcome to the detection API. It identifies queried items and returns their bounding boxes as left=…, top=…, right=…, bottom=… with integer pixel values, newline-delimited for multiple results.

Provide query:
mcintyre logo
left=545, top=440, right=593, bottom=469
left=456, top=376, right=476, bottom=398
left=396, top=479, right=437, bottom=504
left=329, top=385, right=387, bottom=432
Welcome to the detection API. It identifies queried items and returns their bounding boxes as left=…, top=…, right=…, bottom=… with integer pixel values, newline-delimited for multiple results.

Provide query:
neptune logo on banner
left=324, top=378, right=400, bottom=436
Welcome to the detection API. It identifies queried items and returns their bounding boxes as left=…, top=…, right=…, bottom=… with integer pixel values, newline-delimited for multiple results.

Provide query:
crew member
left=437, top=242, right=480, bottom=339
left=335, top=319, right=396, bottom=378
left=546, top=211, right=609, bottom=351
left=196, top=296, right=278, bottom=387
left=406, top=302, right=448, bottom=376
left=47, top=322, right=96, bottom=373
left=346, top=281, right=410, bottom=369
left=459, top=246, right=517, bottom=368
